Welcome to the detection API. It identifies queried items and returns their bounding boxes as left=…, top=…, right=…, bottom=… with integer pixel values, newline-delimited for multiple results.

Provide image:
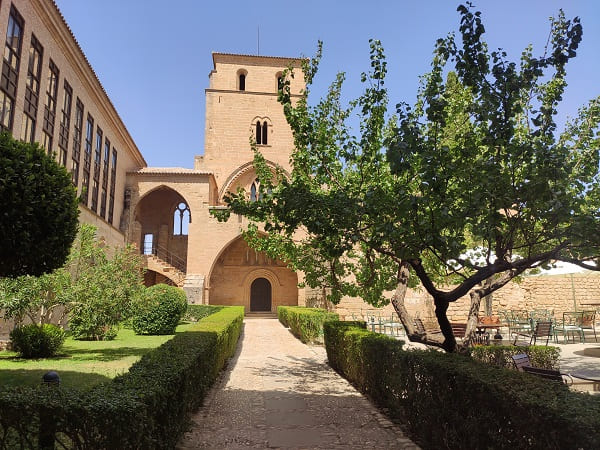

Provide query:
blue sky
left=54, top=0, right=600, bottom=168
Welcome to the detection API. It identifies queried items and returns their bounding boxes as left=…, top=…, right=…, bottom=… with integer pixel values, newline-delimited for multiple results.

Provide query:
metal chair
left=553, top=311, right=585, bottom=343
left=507, top=310, right=532, bottom=341
left=512, top=321, right=553, bottom=346
left=581, top=310, right=597, bottom=342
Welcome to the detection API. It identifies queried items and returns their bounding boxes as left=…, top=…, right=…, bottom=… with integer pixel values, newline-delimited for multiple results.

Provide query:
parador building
left=4, top=0, right=600, bottom=322
left=3, top=0, right=306, bottom=312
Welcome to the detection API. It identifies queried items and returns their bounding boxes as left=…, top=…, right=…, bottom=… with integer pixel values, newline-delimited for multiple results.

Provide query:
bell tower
left=196, top=53, right=304, bottom=193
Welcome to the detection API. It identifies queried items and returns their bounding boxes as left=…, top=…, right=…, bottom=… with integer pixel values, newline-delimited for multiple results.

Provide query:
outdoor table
left=570, top=372, right=600, bottom=391
left=580, top=302, right=600, bottom=309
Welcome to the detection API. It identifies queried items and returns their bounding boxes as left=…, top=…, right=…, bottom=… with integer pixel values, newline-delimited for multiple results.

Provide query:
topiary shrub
left=10, top=323, right=65, bottom=358
left=132, top=284, right=188, bottom=335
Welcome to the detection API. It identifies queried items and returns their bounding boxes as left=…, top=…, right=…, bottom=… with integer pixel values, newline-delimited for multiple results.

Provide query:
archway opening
left=134, top=186, right=190, bottom=284
left=207, top=235, right=298, bottom=310
left=250, top=278, right=272, bottom=311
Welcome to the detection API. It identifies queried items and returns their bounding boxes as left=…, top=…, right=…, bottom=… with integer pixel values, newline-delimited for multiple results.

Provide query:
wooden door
left=250, top=278, right=271, bottom=311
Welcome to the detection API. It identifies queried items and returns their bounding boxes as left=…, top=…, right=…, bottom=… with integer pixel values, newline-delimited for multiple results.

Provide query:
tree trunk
left=462, top=289, right=484, bottom=347
left=389, top=262, right=448, bottom=350
left=433, top=297, right=456, bottom=352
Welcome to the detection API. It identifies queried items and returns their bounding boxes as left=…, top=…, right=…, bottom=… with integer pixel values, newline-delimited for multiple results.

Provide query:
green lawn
left=0, top=322, right=197, bottom=390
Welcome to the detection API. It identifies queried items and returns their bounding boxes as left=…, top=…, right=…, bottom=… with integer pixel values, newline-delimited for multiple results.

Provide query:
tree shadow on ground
left=57, top=346, right=152, bottom=362
left=0, top=369, right=112, bottom=390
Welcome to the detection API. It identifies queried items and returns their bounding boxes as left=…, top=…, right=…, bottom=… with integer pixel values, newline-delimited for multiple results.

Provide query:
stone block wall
left=333, top=273, right=600, bottom=327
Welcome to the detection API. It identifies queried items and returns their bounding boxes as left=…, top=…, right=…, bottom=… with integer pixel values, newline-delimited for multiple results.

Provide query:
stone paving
left=177, top=317, right=419, bottom=449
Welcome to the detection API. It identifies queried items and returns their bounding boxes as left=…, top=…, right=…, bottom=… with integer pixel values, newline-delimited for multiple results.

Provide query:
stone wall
left=333, top=273, right=600, bottom=327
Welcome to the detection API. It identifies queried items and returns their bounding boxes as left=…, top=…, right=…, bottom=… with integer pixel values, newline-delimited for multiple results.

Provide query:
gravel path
left=177, top=317, right=419, bottom=449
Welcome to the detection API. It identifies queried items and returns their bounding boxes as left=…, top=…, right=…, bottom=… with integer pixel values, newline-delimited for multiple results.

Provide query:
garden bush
left=278, top=306, right=338, bottom=344
left=132, top=284, right=188, bottom=335
left=10, top=323, right=66, bottom=358
left=324, top=321, right=600, bottom=450
left=470, top=344, right=561, bottom=370
left=0, top=306, right=243, bottom=449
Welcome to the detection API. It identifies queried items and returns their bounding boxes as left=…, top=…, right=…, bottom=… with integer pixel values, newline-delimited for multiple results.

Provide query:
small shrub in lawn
left=10, top=324, right=65, bottom=358
left=132, top=284, right=188, bottom=335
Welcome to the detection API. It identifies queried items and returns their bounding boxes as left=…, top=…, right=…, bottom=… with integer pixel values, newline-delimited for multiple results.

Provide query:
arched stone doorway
left=133, top=186, right=190, bottom=286
left=250, top=278, right=271, bottom=311
left=208, top=235, right=298, bottom=311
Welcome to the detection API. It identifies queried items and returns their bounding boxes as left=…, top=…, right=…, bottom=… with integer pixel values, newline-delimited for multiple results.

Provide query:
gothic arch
left=218, top=160, right=290, bottom=204
left=206, top=234, right=298, bottom=310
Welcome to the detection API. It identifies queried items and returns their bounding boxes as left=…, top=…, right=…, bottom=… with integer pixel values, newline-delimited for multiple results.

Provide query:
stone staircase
left=245, top=311, right=278, bottom=319
left=144, top=254, right=186, bottom=287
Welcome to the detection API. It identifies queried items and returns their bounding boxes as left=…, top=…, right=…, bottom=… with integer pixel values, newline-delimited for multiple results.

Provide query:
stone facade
left=3, top=1, right=597, bottom=323
left=125, top=54, right=306, bottom=312
left=1, top=0, right=146, bottom=248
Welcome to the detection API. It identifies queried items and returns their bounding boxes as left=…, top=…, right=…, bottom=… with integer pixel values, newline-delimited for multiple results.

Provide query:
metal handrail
left=143, top=243, right=187, bottom=273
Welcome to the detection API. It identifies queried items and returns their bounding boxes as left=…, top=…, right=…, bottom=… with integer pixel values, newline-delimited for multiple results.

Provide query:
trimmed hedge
left=278, top=306, right=339, bottom=344
left=470, top=344, right=561, bottom=370
left=0, top=306, right=243, bottom=449
left=183, top=304, right=224, bottom=322
left=324, top=321, right=600, bottom=450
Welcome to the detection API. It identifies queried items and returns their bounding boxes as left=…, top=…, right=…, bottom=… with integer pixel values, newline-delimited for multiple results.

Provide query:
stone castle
left=2, top=0, right=598, bottom=322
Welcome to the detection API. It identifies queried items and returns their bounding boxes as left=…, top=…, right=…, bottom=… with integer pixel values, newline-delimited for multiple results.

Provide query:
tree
left=67, top=225, right=145, bottom=340
left=0, top=225, right=145, bottom=340
left=219, top=4, right=599, bottom=352
left=0, top=132, right=79, bottom=277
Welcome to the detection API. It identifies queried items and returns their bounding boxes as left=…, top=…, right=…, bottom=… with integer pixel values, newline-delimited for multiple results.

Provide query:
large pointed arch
left=134, top=185, right=190, bottom=281
left=206, top=234, right=298, bottom=310
left=218, top=160, right=290, bottom=204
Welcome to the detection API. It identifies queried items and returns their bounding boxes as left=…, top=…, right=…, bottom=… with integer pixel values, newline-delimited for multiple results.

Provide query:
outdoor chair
left=414, top=318, right=427, bottom=334
left=553, top=311, right=585, bottom=343
left=512, top=320, right=553, bottom=346
left=382, top=315, right=404, bottom=337
left=581, top=310, right=598, bottom=342
left=511, top=353, right=572, bottom=385
left=507, top=310, right=532, bottom=341
left=450, top=323, right=467, bottom=340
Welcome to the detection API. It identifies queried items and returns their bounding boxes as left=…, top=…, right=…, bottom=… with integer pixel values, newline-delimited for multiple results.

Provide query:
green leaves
left=0, top=132, right=79, bottom=277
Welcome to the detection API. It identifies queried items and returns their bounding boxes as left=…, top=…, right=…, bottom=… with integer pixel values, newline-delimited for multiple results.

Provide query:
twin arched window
left=250, top=179, right=272, bottom=202
left=255, top=121, right=268, bottom=145
left=173, top=202, right=190, bottom=236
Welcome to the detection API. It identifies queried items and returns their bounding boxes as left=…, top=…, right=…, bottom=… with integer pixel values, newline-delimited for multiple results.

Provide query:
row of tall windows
left=0, top=4, right=119, bottom=225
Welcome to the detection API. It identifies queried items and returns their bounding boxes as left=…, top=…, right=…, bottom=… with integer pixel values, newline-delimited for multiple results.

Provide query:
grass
left=0, top=322, right=197, bottom=390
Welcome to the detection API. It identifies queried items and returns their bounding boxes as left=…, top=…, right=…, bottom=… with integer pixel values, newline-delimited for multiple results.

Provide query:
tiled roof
left=50, top=1, right=146, bottom=166
left=212, top=52, right=307, bottom=69
left=128, top=167, right=213, bottom=175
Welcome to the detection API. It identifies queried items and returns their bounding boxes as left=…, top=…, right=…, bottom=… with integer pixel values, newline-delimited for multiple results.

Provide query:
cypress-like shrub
left=132, top=284, right=188, bottom=335
left=10, top=324, right=65, bottom=358
left=324, top=321, right=600, bottom=449
left=278, top=306, right=338, bottom=344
